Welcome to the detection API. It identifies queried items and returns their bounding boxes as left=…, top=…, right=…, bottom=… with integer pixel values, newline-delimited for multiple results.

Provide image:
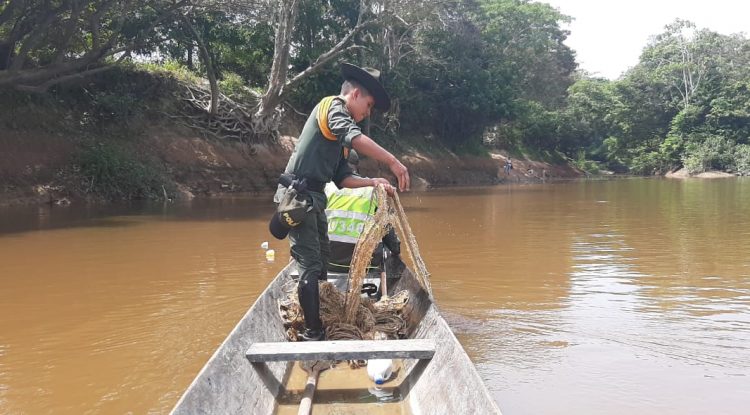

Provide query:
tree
left=480, top=0, right=576, bottom=108
left=0, top=0, right=191, bottom=92
left=556, top=77, right=619, bottom=156
left=252, top=0, right=387, bottom=135
left=179, top=8, right=219, bottom=115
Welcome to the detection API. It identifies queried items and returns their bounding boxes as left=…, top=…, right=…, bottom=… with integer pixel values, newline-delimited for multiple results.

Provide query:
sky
left=541, top=0, right=750, bottom=79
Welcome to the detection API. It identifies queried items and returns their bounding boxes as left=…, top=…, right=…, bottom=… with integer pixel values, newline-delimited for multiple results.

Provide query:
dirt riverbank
left=0, top=124, right=582, bottom=207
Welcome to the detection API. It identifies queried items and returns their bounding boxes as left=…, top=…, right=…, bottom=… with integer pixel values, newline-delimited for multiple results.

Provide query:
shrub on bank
left=75, top=140, right=171, bottom=201
left=682, top=135, right=737, bottom=174
left=735, top=144, right=750, bottom=176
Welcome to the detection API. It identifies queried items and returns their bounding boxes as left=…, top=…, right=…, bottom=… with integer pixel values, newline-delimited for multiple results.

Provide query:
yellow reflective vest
left=324, top=183, right=377, bottom=244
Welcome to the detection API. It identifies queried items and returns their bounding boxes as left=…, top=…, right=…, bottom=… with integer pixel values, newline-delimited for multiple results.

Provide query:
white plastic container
left=265, top=249, right=275, bottom=262
left=366, top=359, right=393, bottom=385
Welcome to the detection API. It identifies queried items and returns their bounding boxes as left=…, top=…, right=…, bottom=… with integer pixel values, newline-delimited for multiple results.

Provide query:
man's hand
left=372, top=177, right=396, bottom=196
left=350, top=134, right=410, bottom=192
left=388, top=159, right=410, bottom=192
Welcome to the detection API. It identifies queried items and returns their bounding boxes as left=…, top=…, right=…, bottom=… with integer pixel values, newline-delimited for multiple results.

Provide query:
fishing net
left=346, top=185, right=431, bottom=314
left=278, top=184, right=431, bottom=365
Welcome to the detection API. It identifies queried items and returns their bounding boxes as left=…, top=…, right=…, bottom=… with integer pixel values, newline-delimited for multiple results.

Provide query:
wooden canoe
left=171, top=258, right=502, bottom=414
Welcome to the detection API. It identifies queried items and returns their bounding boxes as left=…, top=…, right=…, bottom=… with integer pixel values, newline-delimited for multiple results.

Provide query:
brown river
left=1, top=178, right=749, bottom=414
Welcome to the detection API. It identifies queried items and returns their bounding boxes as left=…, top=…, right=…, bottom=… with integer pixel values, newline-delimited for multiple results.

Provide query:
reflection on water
left=415, top=178, right=750, bottom=415
left=1, top=178, right=749, bottom=414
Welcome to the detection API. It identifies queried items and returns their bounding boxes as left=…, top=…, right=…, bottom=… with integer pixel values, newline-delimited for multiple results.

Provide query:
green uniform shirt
left=283, top=96, right=359, bottom=188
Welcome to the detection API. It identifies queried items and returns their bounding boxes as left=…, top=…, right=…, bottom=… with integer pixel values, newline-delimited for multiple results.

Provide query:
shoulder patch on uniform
left=317, top=96, right=337, bottom=141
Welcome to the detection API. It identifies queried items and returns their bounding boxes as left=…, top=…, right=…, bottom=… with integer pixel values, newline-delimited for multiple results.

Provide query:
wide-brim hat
left=341, top=62, right=390, bottom=112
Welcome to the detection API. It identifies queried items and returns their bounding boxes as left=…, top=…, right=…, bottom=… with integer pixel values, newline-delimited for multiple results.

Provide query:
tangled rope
left=278, top=280, right=408, bottom=341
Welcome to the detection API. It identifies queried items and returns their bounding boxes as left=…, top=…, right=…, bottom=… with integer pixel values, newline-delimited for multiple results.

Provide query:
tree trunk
left=187, top=44, right=194, bottom=70
left=254, top=0, right=299, bottom=123
left=181, top=14, right=218, bottom=115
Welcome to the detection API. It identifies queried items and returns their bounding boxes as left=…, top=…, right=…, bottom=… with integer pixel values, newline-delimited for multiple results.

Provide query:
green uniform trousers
left=288, top=190, right=330, bottom=331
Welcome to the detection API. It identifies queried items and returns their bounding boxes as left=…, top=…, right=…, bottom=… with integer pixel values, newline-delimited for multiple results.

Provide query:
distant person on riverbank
left=269, top=63, right=409, bottom=342
left=504, top=158, right=513, bottom=175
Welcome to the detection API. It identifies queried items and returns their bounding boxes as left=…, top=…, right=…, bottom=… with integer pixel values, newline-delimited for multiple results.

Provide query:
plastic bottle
left=366, top=359, right=393, bottom=385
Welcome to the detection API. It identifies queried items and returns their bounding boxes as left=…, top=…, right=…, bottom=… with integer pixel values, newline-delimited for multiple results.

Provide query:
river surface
left=1, top=178, right=749, bottom=414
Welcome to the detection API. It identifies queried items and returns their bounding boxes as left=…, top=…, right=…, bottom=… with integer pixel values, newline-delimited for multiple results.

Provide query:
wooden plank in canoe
left=246, top=339, right=435, bottom=362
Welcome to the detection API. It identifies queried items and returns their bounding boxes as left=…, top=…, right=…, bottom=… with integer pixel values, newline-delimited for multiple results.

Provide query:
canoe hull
left=171, top=260, right=501, bottom=414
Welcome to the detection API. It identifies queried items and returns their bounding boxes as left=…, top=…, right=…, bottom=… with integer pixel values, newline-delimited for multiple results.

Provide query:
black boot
left=301, top=328, right=325, bottom=341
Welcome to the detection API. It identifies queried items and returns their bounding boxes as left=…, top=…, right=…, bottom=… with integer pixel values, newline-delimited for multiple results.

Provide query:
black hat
left=268, top=189, right=310, bottom=240
left=341, top=62, right=390, bottom=112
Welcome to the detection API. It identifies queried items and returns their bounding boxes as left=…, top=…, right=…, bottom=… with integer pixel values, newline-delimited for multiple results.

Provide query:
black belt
left=279, top=174, right=326, bottom=193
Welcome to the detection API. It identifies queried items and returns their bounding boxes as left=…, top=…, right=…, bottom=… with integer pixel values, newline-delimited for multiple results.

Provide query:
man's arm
left=339, top=175, right=395, bottom=196
left=350, top=134, right=410, bottom=192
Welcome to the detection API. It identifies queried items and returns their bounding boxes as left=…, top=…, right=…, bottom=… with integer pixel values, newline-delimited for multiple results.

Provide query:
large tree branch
left=281, top=15, right=382, bottom=98
left=14, top=64, right=115, bottom=93
left=283, top=44, right=367, bottom=96
left=0, top=58, right=95, bottom=86
left=9, top=1, right=71, bottom=70
left=0, top=0, right=25, bottom=27
left=88, top=0, right=120, bottom=52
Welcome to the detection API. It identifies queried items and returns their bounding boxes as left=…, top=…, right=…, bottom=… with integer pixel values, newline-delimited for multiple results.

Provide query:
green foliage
left=218, top=72, right=246, bottom=96
left=5, top=1, right=749, bottom=180
left=559, top=21, right=750, bottom=176
left=629, top=148, right=668, bottom=175
left=480, top=0, right=576, bottom=107
left=682, top=135, right=736, bottom=174
left=515, top=100, right=558, bottom=149
left=66, top=67, right=175, bottom=135
left=556, top=78, right=619, bottom=153
left=734, top=145, right=750, bottom=176
left=2, top=66, right=174, bottom=135
left=572, top=151, right=601, bottom=174
left=705, top=81, right=750, bottom=144
left=75, top=141, right=170, bottom=201
left=378, top=0, right=576, bottom=151
left=88, top=91, right=140, bottom=123
left=137, top=60, right=202, bottom=84
left=658, top=134, right=685, bottom=169
left=393, top=1, right=497, bottom=145
left=453, top=137, right=490, bottom=157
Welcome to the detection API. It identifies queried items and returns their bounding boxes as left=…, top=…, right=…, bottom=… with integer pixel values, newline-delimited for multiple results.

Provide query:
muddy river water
left=1, top=177, right=749, bottom=414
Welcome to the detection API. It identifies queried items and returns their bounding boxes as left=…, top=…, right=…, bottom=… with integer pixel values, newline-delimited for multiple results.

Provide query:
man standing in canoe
left=269, top=62, right=410, bottom=341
